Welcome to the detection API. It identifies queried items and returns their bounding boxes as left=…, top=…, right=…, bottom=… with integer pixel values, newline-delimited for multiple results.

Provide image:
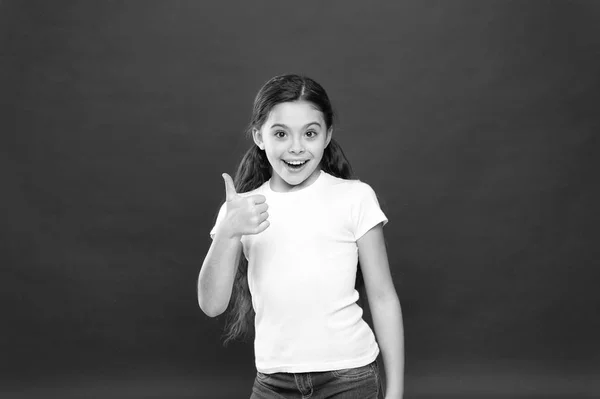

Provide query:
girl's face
left=253, top=100, right=332, bottom=192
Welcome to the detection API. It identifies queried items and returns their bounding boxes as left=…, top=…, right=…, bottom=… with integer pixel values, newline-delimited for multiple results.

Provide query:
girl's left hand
left=384, top=393, right=403, bottom=399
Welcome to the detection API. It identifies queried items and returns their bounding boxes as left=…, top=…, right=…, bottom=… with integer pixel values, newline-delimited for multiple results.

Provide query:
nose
left=288, top=136, right=305, bottom=154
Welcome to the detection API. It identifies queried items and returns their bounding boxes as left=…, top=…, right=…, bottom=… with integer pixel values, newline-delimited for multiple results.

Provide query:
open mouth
left=283, top=160, right=309, bottom=170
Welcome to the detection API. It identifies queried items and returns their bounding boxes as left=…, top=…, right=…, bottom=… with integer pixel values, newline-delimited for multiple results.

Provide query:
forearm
left=197, top=230, right=242, bottom=317
left=370, top=294, right=404, bottom=398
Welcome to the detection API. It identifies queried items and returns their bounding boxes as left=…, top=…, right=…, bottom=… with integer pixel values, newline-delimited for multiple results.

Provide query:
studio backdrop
left=2, top=1, right=599, bottom=398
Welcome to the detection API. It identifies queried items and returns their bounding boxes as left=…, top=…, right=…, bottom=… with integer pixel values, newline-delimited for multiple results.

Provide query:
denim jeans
left=250, top=360, right=382, bottom=399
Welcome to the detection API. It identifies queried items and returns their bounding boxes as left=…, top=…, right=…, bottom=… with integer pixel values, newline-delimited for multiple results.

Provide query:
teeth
left=286, top=160, right=307, bottom=165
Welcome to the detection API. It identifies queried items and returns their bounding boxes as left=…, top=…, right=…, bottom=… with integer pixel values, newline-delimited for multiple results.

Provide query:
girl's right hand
left=218, top=173, right=270, bottom=239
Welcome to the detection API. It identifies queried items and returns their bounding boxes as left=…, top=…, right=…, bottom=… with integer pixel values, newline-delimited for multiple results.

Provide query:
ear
left=252, top=128, right=265, bottom=150
left=325, top=127, right=333, bottom=148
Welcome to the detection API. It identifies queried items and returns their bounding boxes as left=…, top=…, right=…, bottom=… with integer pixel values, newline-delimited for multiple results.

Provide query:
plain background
left=2, top=1, right=599, bottom=398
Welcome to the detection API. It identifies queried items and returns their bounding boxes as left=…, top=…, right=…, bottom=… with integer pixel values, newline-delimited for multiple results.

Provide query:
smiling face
left=252, top=100, right=332, bottom=192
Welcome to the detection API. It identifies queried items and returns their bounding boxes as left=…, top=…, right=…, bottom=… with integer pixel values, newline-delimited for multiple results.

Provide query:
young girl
left=198, top=74, right=404, bottom=399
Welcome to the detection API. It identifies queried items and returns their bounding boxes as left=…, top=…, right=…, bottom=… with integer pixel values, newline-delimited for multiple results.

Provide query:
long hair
left=222, top=74, right=364, bottom=345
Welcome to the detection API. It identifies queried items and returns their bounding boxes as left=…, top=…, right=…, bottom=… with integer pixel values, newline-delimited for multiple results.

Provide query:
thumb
left=222, top=173, right=237, bottom=201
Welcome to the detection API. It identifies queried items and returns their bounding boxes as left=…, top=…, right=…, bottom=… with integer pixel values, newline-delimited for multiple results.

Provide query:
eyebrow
left=270, top=122, right=322, bottom=129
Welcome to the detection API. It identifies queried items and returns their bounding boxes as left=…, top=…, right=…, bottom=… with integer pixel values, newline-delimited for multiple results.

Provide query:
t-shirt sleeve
left=352, top=182, right=388, bottom=240
left=209, top=202, right=227, bottom=239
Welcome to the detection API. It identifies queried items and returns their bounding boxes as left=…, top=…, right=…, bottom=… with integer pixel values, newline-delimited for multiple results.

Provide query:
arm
left=358, top=223, right=404, bottom=399
left=197, top=231, right=243, bottom=317
left=197, top=173, right=270, bottom=317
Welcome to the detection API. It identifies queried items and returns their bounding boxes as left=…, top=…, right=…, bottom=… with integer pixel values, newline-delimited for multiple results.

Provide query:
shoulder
left=321, top=172, right=378, bottom=198
left=238, top=181, right=268, bottom=198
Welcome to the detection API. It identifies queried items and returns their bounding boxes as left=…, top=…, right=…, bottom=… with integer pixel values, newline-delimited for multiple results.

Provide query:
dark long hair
left=222, top=74, right=364, bottom=345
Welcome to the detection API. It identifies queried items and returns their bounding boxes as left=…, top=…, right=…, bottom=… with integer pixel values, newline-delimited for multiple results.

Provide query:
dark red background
left=2, top=1, right=599, bottom=398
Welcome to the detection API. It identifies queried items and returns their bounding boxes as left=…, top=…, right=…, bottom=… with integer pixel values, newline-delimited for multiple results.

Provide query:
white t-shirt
left=210, top=170, right=388, bottom=373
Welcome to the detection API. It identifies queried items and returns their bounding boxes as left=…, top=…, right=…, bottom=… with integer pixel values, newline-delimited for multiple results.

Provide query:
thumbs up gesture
left=219, top=173, right=270, bottom=239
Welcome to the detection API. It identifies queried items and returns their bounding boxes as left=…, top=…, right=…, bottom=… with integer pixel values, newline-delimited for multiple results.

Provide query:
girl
left=198, top=74, right=404, bottom=399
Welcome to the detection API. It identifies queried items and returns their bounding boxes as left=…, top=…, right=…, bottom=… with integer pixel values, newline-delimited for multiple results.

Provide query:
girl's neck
left=268, top=168, right=323, bottom=193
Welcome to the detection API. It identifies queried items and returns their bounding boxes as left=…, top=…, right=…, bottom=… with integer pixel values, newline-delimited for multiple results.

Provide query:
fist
left=219, top=173, right=270, bottom=238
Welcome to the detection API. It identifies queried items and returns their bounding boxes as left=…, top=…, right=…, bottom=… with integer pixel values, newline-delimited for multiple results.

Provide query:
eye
left=305, top=130, right=318, bottom=138
left=274, top=130, right=286, bottom=138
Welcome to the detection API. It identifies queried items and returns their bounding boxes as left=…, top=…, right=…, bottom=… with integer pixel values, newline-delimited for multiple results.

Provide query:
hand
left=384, top=388, right=403, bottom=399
left=218, top=173, right=270, bottom=238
